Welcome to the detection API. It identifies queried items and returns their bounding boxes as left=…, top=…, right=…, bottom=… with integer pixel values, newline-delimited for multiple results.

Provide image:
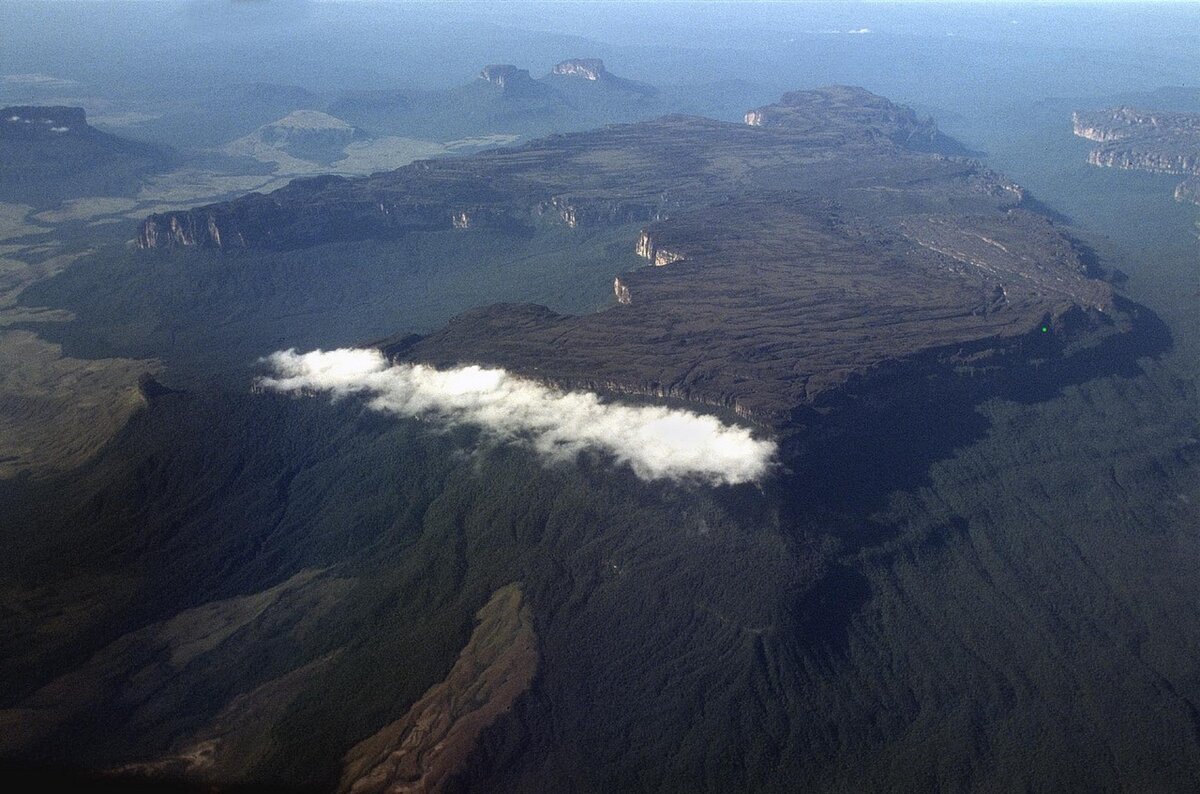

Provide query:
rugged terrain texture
left=743, top=85, right=962, bottom=153
left=142, top=87, right=1119, bottom=424
left=1074, top=106, right=1200, bottom=205
left=340, top=584, right=537, bottom=794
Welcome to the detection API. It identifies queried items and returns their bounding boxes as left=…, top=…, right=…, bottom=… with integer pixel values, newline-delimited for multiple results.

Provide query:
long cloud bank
left=258, top=348, right=776, bottom=485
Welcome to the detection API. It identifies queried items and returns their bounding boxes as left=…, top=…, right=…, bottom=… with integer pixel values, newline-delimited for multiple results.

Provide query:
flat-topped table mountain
left=327, top=58, right=659, bottom=141
left=0, top=106, right=175, bottom=205
left=139, top=87, right=1119, bottom=424
left=1074, top=106, right=1200, bottom=205
left=744, top=84, right=968, bottom=154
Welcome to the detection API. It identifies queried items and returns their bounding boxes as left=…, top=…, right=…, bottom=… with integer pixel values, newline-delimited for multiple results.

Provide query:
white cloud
left=258, top=348, right=776, bottom=485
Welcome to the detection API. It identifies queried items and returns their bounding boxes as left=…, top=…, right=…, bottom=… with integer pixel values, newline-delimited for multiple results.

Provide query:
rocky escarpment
left=1074, top=107, right=1200, bottom=205
left=633, top=227, right=685, bottom=266
left=137, top=171, right=668, bottom=249
left=551, top=58, right=608, bottom=81
left=744, top=86, right=964, bottom=154
left=1176, top=176, right=1200, bottom=205
left=1073, top=107, right=1200, bottom=144
left=479, top=64, right=534, bottom=90
left=140, top=86, right=1124, bottom=424
left=546, top=58, right=656, bottom=98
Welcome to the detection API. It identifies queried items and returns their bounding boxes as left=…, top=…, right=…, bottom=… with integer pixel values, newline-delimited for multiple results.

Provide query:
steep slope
left=1073, top=106, right=1200, bottom=205
left=140, top=87, right=1120, bottom=424
left=339, top=584, right=537, bottom=794
left=0, top=85, right=1192, bottom=794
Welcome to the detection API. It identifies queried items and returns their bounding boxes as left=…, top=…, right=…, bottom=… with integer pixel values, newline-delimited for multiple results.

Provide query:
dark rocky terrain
left=1, top=86, right=1184, bottom=794
left=743, top=85, right=967, bottom=153
left=0, top=106, right=175, bottom=206
left=142, top=87, right=1122, bottom=424
left=1074, top=106, right=1200, bottom=205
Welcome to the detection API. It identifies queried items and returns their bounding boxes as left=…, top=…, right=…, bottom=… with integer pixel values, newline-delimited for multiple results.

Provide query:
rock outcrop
left=546, top=58, right=656, bottom=98
left=479, top=64, right=534, bottom=89
left=1073, top=106, right=1200, bottom=205
left=1175, top=175, right=1200, bottom=205
left=551, top=58, right=608, bottom=81
left=743, top=86, right=962, bottom=153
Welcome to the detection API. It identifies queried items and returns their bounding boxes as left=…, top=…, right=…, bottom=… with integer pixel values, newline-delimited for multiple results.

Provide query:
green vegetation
left=0, top=308, right=1196, bottom=790
left=18, top=225, right=641, bottom=384
left=1, top=36, right=1199, bottom=794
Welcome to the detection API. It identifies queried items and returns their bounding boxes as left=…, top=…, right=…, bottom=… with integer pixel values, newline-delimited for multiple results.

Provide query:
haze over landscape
left=1, top=1, right=1199, bottom=791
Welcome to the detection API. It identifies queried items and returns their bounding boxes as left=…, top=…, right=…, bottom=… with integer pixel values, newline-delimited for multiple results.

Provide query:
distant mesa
left=1073, top=106, right=1200, bottom=205
left=231, top=110, right=368, bottom=165
left=551, top=58, right=608, bottom=82
left=744, top=86, right=965, bottom=154
left=547, top=58, right=656, bottom=97
left=479, top=64, right=534, bottom=89
left=1, top=105, right=175, bottom=205
left=255, top=110, right=366, bottom=149
left=329, top=58, right=657, bottom=142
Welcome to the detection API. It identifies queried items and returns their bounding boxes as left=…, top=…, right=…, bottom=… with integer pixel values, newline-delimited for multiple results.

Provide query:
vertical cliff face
left=1073, top=107, right=1200, bottom=142
left=1087, top=147, right=1200, bottom=174
left=479, top=64, right=534, bottom=90
left=1072, top=110, right=1132, bottom=143
left=635, top=228, right=684, bottom=266
left=1073, top=106, right=1200, bottom=204
left=551, top=58, right=608, bottom=81
left=1, top=104, right=175, bottom=204
left=139, top=211, right=232, bottom=249
left=613, top=276, right=632, bottom=304
left=140, top=207, right=253, bottom=249
left=742, top=86, right=950, bottom=152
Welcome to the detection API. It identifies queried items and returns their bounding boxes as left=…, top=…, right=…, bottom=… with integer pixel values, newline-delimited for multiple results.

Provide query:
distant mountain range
left=329, top=58, right=663, bottom=141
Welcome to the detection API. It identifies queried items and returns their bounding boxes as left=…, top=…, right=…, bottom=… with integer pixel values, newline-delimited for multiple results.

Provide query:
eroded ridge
left=339, top=583, right=537, bottom=794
